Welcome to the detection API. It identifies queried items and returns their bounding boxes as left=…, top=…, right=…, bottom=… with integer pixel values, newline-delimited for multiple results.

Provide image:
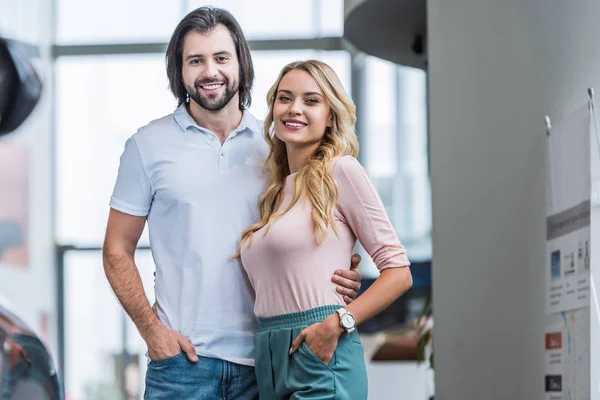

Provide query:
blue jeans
left=144, top=353, right=258, bottom=400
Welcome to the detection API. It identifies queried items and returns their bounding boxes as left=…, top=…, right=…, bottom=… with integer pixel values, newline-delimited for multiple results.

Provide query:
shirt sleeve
left=333, top=156, right=410, bottom=271
left=109, top=136, right=153, bottom=217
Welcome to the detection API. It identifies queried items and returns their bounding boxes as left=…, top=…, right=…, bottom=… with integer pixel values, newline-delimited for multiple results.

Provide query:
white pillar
left=429, top=0, right=600, bottom=398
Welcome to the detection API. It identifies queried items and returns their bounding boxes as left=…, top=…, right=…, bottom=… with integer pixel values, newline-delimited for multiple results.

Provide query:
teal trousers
left=255, top=305, right=368, bottom=400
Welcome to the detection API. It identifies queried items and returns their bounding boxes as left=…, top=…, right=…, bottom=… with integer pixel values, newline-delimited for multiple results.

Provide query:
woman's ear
left=327, top=114, right=334, bottom=128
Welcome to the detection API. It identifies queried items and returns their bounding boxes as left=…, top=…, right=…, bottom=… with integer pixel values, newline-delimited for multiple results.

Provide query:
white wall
left=0, top=0, right=56, bottom=346
left=429, top=0, right=600, bottom=399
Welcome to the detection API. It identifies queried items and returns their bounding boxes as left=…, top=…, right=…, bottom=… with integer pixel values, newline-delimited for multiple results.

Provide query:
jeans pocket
left=148, top=353, right=185, bottom=367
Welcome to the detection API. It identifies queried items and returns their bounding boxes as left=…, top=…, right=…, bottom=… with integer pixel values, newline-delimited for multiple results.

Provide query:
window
left=56, top=0, right=183, bottom=44
left=364, top=57, right=397, bottom=177
left=55, top=54, right=176, bottom=246
left=357, top=57, right=430, bottom=277
left=64, top=250, right=155, bottom=400
left=0, top=0, right=44, bottom=44
left=396, top=66, right=431, bottom=261
left=187, top=0, right=344, bottom=39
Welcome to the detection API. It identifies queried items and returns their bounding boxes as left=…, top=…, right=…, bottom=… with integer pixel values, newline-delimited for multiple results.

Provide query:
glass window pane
left=319, top=0, right=344, bottom=37
left=0, top=0, right=44, bottom=44
left=399, top=64, right=432, bottom=259
left=56, top=0, right=183, bottom=44
left=365, top=56, right=397, bottom=177
left=398, top=66, right=431, bottom=255
left=55, top=55, right=177, bottom=246
left=64, top=250, right=155, bottom=399
left=359, top=57, right=431, bottom=271
left=187, top=0, right=343, bottom=39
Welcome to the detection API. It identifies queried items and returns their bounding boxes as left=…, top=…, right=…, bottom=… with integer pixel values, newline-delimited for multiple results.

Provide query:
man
left=102, top=7, right=362, bottom=400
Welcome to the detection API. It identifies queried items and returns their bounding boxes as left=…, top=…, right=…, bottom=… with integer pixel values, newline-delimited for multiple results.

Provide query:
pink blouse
left=240, top=156, right=410, bottom=318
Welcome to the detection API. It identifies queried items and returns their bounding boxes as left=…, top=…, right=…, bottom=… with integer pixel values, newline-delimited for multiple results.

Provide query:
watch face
left=341, top=313, right=355, bottom=328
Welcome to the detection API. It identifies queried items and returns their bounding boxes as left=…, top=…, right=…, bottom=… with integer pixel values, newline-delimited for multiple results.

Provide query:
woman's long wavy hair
left=239, top=60, right=359, bottom=251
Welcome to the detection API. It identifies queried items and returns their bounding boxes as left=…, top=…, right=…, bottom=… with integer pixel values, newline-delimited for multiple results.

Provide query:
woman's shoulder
left=329, top=155, right=365, bottom=178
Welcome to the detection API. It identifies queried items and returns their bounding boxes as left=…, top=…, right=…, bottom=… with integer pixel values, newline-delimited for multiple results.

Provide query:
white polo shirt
left=109, top=104, right=268, bottom=366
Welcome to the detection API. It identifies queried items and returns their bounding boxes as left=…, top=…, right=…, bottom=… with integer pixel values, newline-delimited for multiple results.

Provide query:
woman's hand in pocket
left=289, top=314, right=344, bottom=365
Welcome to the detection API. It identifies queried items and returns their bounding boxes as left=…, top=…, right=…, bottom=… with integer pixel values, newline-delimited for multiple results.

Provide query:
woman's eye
left=278, top=96, right=291, bottom=102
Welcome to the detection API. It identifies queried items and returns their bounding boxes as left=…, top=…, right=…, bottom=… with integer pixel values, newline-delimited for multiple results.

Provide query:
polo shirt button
left=220, top=152, right=225, bottom=156
left=211, top=137, right=216, bottom=141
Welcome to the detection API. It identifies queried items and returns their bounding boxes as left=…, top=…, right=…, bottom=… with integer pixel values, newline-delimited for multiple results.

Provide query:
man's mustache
left=195, top=78, right=228, bottom=87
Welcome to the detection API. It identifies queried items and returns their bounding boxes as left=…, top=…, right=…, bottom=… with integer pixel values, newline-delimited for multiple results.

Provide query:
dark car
left=0, top=296, right=62, bottom=399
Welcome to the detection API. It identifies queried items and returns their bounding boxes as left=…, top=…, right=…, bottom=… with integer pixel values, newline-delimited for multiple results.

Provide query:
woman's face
left=272, top=69, right=332, bottom=147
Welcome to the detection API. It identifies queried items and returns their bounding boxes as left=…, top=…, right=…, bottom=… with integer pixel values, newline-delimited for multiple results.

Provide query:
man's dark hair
left=166, top=7, right=254, bottom=109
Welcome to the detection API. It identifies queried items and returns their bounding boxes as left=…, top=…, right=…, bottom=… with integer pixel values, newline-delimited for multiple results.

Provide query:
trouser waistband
left=258, top=305, right=342, bottom=332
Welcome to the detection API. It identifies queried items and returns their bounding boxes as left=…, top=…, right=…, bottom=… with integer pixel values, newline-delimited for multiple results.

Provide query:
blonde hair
left=239, top=60, right=359, bottom=251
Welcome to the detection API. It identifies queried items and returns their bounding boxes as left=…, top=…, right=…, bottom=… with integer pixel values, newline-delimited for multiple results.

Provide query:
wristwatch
left=336, top=308, right=356, bottom=335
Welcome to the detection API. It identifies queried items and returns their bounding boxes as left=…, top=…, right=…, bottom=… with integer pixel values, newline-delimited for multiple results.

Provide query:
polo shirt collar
left=173, top=104, right=261, bottom=137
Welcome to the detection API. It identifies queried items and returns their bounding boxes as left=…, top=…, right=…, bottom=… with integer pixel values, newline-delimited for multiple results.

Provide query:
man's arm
left=102, top=208, right=197, bottom=362
left=332, top=254, right=363, bottom=304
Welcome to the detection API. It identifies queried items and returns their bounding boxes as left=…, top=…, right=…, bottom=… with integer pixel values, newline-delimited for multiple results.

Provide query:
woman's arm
left=290, top=156, right=412, bottom=362
left=330, top=155, right=413, bottom=323
left=341, top=266, right=412, bottom=325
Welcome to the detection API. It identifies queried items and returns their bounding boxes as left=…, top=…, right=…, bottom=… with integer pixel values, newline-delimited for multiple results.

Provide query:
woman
left=239, top=60, right=413, bottom=399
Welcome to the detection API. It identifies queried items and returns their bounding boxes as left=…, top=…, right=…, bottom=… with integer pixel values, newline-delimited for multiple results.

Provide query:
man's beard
left=185, top=78, right=238, bottom=111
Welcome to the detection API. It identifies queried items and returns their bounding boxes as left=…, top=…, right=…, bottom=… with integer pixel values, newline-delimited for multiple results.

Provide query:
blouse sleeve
left=333, top=156, right=410, bottom=271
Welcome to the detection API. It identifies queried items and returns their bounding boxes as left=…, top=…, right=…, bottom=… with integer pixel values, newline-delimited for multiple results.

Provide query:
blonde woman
left=239, top=60, right=413, bottom=399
